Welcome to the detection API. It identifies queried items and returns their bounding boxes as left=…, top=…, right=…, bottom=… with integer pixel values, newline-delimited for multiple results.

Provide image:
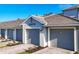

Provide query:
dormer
left=63, top=5, right=79, bottom=20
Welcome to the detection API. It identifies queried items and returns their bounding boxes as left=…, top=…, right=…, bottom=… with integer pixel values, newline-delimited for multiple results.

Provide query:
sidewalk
left=33, top=47, right=74, bottom=54
left=0, top=44, right=36, bottom=54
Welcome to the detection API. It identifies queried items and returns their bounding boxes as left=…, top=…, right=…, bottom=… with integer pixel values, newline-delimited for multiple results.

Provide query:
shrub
left=74, top=51, right=79, bottom=54
left=7, top=41, right=20, bottom=46
left=24, top=46, right=46, bottom=53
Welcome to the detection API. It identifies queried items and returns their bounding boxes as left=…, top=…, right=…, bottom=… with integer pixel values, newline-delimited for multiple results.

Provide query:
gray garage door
left=28, top=29, right=39, bottom=45
left=7, top=29, right=14, bottom=40
left=50, top=29, right=74, bottom=51
left=16, top=29, right=22, bottom=41
left=1, top=29, right=5, bottom=38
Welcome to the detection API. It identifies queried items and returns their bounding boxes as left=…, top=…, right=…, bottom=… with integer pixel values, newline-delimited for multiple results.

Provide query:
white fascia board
left=20, top=15, right=47, bottom=26
left=32, top=15, right=47, bottom=25
left=20, top=16, right=32, bottom=25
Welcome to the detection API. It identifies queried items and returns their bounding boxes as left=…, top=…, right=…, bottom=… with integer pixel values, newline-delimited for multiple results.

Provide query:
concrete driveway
left=0, top=44, right=36, bottom=54
left=33, top=47, right=74, bottom=54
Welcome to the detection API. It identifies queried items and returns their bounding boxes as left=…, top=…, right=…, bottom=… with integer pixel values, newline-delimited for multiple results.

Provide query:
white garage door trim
left=47, top=27, right=78, bottom=51
left=48, top=27, right=78, bottom=51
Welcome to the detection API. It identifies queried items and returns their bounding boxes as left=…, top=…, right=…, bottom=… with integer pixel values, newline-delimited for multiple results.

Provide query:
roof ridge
left=0, top=19, right=24, bottom=23
left=33, top=15, right=47, bottom=25
left=63, top=5, right=78, bottom=11
left=43, top=14, right=55, bottom=17
left=60, top=14, right=79, bottom=22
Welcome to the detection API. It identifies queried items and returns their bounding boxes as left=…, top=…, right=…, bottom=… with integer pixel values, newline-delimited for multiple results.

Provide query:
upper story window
left=63, top=6, right=79, bottom=20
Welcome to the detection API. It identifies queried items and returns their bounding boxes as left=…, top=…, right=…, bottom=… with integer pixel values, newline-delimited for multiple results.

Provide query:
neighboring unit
left=0, top=5, right=79, bottom=51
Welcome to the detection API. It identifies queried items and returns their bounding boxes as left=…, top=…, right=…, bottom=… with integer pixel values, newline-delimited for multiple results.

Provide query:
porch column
left=22, top=25, right=28, bottom=44
left=5, top=29, right=8, bottom=39
left=40, top=28, right=47, bottom=47
left=74, top=27, right=78, bottom=51
left=13, top=29, right=16, bottom=40
left=48, top=28, right=51, bottom=47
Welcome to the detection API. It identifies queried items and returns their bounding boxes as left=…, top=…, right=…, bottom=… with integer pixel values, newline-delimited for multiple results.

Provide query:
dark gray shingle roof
left=44, top=14, right=79, bottom=26
left=0, top=19, right=24, bottom=29
left=35, top=14, right=79, bottom=27
left=63, top=5, right=79, bottom=11
left=0, top=14, right=79, bottom=29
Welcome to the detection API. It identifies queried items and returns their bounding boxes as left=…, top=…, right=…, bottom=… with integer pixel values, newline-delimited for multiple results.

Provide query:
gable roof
left=35, top=14, right=79, bottom=27
left=33, top=15, right=47, bottom=25
left=63, top=5, right=79, bottom=11
left=0, top=14, right=79, bottom=29
left=0, top=19, right=24, bottom=29
left=21, top=15, right=47, bottom=26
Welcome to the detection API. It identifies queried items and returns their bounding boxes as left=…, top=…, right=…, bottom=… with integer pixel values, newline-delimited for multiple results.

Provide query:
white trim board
left=20, top=15, right=47, bottom=25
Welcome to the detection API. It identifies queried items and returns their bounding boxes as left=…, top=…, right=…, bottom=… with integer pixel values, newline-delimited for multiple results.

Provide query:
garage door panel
left=28, top=29, right=39, bottom=45
left=7, top=29, right=14, bottom=40
left=16, top=29, right=22, bottom=41
left=50, top=31, right=58, bottom=47
left=1, top=29, right=5, bottom=38
left=50, top=29, right=74, bottom=50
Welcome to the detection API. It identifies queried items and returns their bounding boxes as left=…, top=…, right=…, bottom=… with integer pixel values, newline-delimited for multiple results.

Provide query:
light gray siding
left=78, top=11, right=79, bottom=20
left=50, top=29, right=74, bottom=50
left=40, top=27, right=47, bottom=47
left=16, top=29, right=22, bottom=41
left=7, top=29, right=14, bottom=40
left=25, top=17, right=43, bottom=29
left=64, top=9, right=77, bottom=19
left=24, top=17, right=44, bottom=46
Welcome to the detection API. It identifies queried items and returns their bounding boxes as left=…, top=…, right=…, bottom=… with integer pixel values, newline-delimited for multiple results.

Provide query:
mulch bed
left=74, top=51, right=79, bottom=54
left=25, top=46, right=47, bottom=53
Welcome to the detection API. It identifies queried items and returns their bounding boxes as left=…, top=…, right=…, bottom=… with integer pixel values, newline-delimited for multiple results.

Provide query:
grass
left=17, top=51, right=32, bottom=54
left=17, top=46, right=47, bottom=54
left=74, top=51, right=79, bottom=54
left=0, top=45, right=7, bottom=48
left=0, top=41, right=21, bottom=48
left=0, top=42, right=8, bottom=48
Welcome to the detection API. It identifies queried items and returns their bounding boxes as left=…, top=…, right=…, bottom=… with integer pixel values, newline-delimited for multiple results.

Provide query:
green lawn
left=0, top=41, right=21, bottom=48
left=17, top=51, right=32, bottom=54
left=0, top=41, right=9, bottom=48
left=74, top=51, right=79, bottom=54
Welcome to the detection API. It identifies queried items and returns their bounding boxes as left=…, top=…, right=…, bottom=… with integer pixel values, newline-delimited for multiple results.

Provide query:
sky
left=0, top=4, right=76, bottom=22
